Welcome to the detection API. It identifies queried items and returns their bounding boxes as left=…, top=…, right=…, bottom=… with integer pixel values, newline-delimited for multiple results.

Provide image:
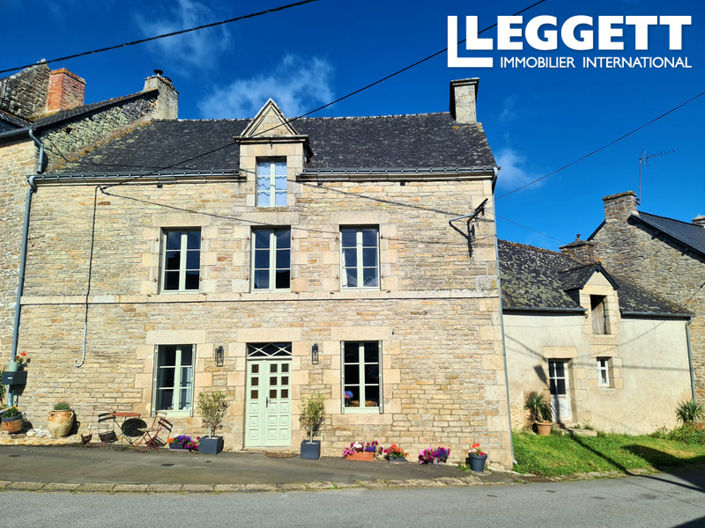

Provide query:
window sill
left=155, top=410, right=193, bottom=418
left=343, top=407, right=381, bottom=414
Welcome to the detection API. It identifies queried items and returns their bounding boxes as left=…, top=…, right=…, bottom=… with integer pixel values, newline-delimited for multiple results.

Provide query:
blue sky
left=2, top=0, right=703, bottom=249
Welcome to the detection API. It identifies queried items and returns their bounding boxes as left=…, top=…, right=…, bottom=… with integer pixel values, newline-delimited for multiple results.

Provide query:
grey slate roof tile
left=634, top=211, right=705, bottom=256
left=49, top=113, right=496, bottom=175
left=498, top=239, right=688, bottom=316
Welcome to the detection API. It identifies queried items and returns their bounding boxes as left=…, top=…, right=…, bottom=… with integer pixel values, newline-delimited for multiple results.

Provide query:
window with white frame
left=342, top=341, right=381, bottom=412
left=256, top=159, right=287, bottom=207
left=340, top=226, right=379, bottom=288
left=154, top=345, right=195, bottom=415
left=597, top=357, right=611, bottom=387
left=252, top=227, right=290, bottom=290
left=161, top=229, right=200, bottom=292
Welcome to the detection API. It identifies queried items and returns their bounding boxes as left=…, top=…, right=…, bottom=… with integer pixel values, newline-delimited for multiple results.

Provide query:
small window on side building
left=162, top=229, right=200, bottom=292
left=597, top=357, right=611, bottom=387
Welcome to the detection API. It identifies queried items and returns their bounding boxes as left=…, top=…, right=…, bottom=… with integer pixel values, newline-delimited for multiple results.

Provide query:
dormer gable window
left=257, top=159, right=287, bottom=207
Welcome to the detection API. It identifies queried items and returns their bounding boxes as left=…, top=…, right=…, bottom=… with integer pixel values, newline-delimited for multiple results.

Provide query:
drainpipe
left=492, top=212, right=516, bottom=466
left=8, top=130, right=42, bottom=406
left=685, top=317, right=696, bottom=402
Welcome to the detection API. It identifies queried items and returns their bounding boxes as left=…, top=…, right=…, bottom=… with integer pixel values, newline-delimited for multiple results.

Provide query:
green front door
left=245, top=359, right=291, bottom=447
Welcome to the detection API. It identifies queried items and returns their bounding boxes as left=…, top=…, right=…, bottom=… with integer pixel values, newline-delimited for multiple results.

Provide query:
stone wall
left=15, top=176, right=512, bottom=466
left=0, top=139, right=35, bottom=356
left=0, top=64, right=50, bottom=121
left=590, top=193, right=705, bottom=400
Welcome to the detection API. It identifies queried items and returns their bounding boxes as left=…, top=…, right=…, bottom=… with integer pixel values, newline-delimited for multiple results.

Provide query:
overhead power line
left=0, top=0, right=319, bottom=75
left=496, top=89, right=705, bottom=200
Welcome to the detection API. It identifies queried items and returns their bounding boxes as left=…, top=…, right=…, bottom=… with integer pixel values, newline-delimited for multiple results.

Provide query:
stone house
left=499, top=240, right=693, bottom=433
left=583, top=192, right=705, bottom=401
left=1, top=62, right=178, bottom=375
left=7, top=77, right=514, bottom=466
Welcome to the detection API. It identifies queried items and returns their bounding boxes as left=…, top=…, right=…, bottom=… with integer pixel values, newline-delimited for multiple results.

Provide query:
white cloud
left=199, top=55, right=334, bottom=118
left=495, top=148, right=540, bottom=189
left=135, top=0, right=230, bottom=70
left=499, top=95, right=517, bottom=123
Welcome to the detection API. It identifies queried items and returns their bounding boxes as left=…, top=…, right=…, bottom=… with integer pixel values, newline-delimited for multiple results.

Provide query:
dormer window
left=257, top=159, right=287, bottom=207
left=590, top=295, right=608, bottom=335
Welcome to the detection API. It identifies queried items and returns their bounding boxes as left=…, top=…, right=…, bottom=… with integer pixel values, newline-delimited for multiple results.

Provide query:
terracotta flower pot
left=1, top=415, right=24, bottom=434
left=346, top=451, right=375, bottom=461
left=47, top=409, right=75, bottom=438
left=536, top=421, right=552, bottom=436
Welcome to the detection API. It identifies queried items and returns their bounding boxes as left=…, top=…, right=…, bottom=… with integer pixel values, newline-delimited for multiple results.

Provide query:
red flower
left=20, top=352, right=26, bottom=357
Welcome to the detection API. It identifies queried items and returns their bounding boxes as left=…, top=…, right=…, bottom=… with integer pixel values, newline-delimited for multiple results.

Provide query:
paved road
left=2, top=468, right=703, bottom=528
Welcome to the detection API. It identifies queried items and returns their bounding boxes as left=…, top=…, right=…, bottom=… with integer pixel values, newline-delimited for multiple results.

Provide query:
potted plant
left=299, top=392, right=325, bottom=459
left=168, top=435, right=200, bottom=452
left=197, top=391, right=228, bottom=454
left=47, top=401, right=74, bottom=438
left=526, top=391, right=553, bottom=436
left=1, top=406, right=24, bottom=434
left=343, top=440, right=380, bottom=461
left=466, top=442, right=488, bottom=472
left=383, top=444, right=408, bottom=463
left=418, top=446, right=450, bottom=464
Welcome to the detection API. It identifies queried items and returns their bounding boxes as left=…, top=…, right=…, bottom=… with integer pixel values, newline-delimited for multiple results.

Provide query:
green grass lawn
left=512, top=431, right=705, bottom=476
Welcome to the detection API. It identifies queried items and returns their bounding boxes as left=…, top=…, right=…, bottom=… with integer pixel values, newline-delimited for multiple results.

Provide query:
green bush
left=667, top=424, right=705, bottom=445
left=53, top=401, right=70, bottom=411
left=676, top=399, right=703, bottom=424
left=2, top=406, right=20, bottom=419
left=525, top=392, right=552, bottom=422
left=299, top=392, right=326, bottom=442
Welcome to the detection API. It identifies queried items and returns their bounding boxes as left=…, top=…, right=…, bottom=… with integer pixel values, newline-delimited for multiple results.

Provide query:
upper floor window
left=162, top=229, right=200, bottom=292
left=590, top=295, right=608, bottom=334
left=341, top=226, right=379, bottom=289
left=257, top=159, right=287, bottom=207
left=252, top=227, right=290, bottom=290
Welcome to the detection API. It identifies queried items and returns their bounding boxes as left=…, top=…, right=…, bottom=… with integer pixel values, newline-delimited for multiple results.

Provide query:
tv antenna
left=638, top=149, right=674, bottom=204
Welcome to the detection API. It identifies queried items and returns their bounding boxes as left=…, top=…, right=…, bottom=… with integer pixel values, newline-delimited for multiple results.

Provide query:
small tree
left=676, top=399, right=703, bottom=424
left=197, top=391, right=229, bottom=437
left=299, top=393, right=325, bottom=443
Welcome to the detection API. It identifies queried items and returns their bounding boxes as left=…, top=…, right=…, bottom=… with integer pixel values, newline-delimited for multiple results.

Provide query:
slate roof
left=0, top=109, right=29, bottom=129
left=32, top=90, right=158, bottom=128
left=47, top=113, right=496, bottom=175
left=635, top=212, right=705, bottom=256
left=498, top=240, right=689, bottom=316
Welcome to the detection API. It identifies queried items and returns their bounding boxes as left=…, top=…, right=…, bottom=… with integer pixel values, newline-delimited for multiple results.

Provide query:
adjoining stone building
left=9, top=78, right=515, bottom=466
left=500, top=240, right=693, bottom=433
left=582, top=192, right=705, bottom=401
left=0, top=62, right=178, bottom=378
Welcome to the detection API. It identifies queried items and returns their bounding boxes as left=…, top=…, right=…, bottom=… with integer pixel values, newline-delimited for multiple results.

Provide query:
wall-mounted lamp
left=215, top=346, right=224, bottom=367
left=311, top=343, right=319, bottom=365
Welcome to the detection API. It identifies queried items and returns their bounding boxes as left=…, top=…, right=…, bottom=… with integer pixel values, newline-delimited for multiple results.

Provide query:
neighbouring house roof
left=498, top=240, right=689, bottom=317
left=633, top=211, right=705, bottom=256
left=31, top=90, right=158, bottom=129
left=0, top=109, right=30, bottom=129
left=44, top=113, right=496, bottom=176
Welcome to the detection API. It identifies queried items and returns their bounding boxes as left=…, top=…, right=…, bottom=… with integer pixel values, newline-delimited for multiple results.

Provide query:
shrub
left=197, top=391, right=229, bottom=437
left=2, top=406, right=20, bottom=419
left=53, top=401, right=70, bottom=411
left=299, top=393, right=325, bottom=442
left=676, top=399, right=703, bottom=424
left=525, top=392, right=552, bottom=422
left=668, top=424, right=705, bottom=445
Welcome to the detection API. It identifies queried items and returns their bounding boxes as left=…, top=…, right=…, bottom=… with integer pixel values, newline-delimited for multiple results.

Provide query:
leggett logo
left=448, top=15, right=692, bottom=70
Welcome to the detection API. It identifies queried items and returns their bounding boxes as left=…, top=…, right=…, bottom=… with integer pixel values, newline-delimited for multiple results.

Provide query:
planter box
left=346, top=451, right=375, bottom=462
left=389, top=457, right=406, bottom=464
left=169, top=442, right=190, bottom=451
left=1, top=414, right=24, bottom=434
left=199, top=436, right=224, bottom=455
left=300, top=440, right=320, bottom=460
left=1, top=371, right=27, bottom=385
left=467, top=454, right=487, bottom=472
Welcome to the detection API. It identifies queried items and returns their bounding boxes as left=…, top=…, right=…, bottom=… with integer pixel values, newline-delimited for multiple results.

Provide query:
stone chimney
left=46, top=68, right=85, bottom=113
left=143, top=74, right=178, bottom=120
left=559, top=234, right=596, bottom=264
left=692, top=215, right=705, bottom=227
left=603, top=191, right=638, bottom=222
left=450, top=78, right=478, bottom=124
